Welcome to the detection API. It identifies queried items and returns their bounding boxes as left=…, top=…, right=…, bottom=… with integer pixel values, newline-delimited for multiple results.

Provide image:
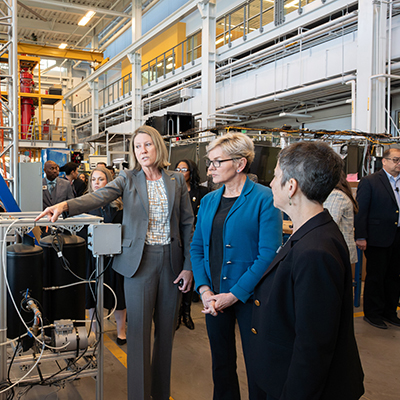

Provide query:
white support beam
left=130, top=0, right=142, bottom=135
left=64, top=0, right=200, bottom=99
left=200, top=0, right=216, bottom=130
left=23, top=0, right=131, bottom=18
left=356, top=0, right=387, bottom=134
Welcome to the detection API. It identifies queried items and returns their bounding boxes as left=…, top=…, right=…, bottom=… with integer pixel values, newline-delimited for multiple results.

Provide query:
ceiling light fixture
left=58, top=43, right=68, bottom=49
left=78, top=10, right=96, bottom=26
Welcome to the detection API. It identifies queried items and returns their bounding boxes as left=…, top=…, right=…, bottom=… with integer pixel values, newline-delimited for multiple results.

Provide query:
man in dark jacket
left=355, top=147, right=400, bottom=329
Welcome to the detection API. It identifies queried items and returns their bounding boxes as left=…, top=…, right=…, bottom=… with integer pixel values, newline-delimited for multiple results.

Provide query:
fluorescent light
left=78, top=10, right=96, bottom=26
left=58, top=43, right=68, bottom=49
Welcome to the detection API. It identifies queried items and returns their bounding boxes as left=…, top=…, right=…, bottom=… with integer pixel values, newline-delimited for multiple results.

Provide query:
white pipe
left=100, top=21, right=132, bottom=52
left=64, top=0, right=200, bottom=99
left=99, top=18, right=128, bottom=45
left=217, top=13, right=358, bottom=76
left=75, top=0, right=126, bottom=48
left=387, top=0, right=393, bottom=135
left=142, top=12, right=358, bottom=106
left=219, top=75, right=357, bottom=113
left=346, top=80, right=356, bottom=130
left=368, top=73, right=400, bottom=133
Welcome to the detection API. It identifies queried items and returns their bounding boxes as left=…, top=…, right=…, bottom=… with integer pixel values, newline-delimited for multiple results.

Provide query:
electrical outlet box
left=87, top=224, right=122, bottom=255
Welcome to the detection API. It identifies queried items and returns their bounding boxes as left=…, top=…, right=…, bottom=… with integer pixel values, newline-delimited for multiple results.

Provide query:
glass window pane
left=228, top=6, right=245, bottom=43
left=262, top=6, right=274, bottom=26
left=248, top=0, right=260, bottom=19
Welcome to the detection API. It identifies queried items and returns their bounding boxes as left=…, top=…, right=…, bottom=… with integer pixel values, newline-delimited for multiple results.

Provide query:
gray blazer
left=67, top=168, right=194, bottom=278
left=42, top=177, right=74, bottom=209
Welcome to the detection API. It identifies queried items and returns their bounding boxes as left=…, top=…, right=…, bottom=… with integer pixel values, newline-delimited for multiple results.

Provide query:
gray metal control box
left=87, top=223, right=122, bottom=255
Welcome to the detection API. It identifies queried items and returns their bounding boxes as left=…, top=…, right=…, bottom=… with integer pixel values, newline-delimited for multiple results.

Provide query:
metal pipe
left=346, top=80, right=356, bottom=130
left=12, top=0, right=18, bottom=200
left=219, top=75, right=357, bottom=113
left=387, top=0, right=393, bottom=135
left=64, top=0, right=200, bottom=99
left=96, top=255, right=104, bottom=400
left=0, top=225, right=7, bottom=400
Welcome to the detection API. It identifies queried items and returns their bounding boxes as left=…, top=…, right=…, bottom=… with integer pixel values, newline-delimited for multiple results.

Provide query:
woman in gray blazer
left=37, top=126, right=194, bottom=400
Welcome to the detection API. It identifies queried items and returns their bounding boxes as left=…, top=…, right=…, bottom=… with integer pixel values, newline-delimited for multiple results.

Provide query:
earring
left=288, top=195, right=292, bottom=206
left=237, top=169, right=240, bottom=173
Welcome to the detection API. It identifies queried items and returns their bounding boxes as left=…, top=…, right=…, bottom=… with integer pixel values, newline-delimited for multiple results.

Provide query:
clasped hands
left=200, top=287, right=238, bottom=316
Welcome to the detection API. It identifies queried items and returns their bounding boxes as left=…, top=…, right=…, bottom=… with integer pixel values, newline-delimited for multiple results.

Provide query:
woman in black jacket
left=175, top=159, right=208, bottom=329
left=86, top=166, right=126, bottom=345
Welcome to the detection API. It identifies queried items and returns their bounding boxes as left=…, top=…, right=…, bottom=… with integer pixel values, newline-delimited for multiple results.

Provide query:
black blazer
left=354, top=168, right=399, bottom=247
left=250, top=211, right=364, bottom=400
left=188, top=185, right=208, bottom=225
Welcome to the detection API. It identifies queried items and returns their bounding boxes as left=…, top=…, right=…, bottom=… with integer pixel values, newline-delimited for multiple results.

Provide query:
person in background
left=36, top=125, right=194, bottom=400
left=78, top=172, right=89, bottom=187
left=324, top=170, right=359, bottom=264
left=355, top=147, right=400, bottom=329
left=190, top=132, right=282, bottom=400
left=106, top=165, right=116, bottom=179
left=86, top=166, right=127, bottom=345
left=42, top=160, right=74, bottom=210
left=97, top=161, right=107, bottom=167
left=175, top=159, right=208, bottom=329
left=250, top=141, right=364, bottom=400
left=60, top=162, right=86, bottom=197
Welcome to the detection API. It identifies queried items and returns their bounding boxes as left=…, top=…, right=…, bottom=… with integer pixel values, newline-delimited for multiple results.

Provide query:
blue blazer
left=190, top=178, right=282, bottom=303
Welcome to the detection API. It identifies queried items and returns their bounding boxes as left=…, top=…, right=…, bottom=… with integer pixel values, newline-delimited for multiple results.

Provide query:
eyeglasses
left=205, top=158, right=236, bottom=168
left=175, top=168, right=188, bottom=173
left=385, top=157, right=400, bottom=164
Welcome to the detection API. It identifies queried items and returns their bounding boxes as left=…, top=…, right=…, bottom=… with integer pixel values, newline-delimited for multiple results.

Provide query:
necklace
left=276, top=232, right=294, bottom=253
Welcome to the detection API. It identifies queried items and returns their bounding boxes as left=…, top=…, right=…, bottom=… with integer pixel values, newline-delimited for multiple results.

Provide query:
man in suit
left=42, top=160, right=74, bottom=210
left=355, top=147, right=400, bottom=329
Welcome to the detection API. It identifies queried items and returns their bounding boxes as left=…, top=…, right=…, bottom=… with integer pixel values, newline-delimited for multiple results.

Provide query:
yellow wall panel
left=142, top=22, right=186, bottom=65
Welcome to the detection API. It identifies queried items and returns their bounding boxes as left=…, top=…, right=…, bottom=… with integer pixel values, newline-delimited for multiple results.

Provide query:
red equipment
left=20, top=68, right=35, bottom=139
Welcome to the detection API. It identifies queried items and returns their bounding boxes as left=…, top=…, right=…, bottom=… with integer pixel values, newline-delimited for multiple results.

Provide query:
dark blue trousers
left=205, top=299, right=256, bottom=400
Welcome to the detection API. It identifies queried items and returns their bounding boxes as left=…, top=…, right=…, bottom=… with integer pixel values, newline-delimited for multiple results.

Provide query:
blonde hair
left=89, top=166, right=123, bottom=211
left=129, top=125, right=170, bottom=171
left=206, top=132, right=255, bottom=173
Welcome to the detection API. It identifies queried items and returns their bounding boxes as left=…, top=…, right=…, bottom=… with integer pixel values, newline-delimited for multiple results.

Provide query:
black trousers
left=205, top=299, right=256, bottom=400
left=364, top=228, right=400, bottom=319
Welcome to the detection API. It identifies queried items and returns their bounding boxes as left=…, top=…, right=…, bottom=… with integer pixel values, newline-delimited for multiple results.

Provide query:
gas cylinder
left=20, top=69, right=35, bottom=139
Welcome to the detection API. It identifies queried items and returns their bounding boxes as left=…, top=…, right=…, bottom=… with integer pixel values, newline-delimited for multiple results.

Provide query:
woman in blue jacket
left=190, top=132, right=282, bottom=400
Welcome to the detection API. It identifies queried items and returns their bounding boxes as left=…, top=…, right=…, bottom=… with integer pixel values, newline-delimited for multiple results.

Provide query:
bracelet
left=200, top=289, right=213, bottom=298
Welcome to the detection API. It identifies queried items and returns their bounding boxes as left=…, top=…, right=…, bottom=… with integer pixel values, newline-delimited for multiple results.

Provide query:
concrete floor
left=10, top=301, right=400, bottom=400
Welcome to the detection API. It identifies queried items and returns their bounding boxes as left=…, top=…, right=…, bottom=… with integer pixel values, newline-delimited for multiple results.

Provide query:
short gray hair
left=278, top=141, right=343, bottom=204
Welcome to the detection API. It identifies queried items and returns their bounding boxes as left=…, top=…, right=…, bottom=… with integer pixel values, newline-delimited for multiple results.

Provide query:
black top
left=209, top=196, right=238, bottom=294
left=189, top=185, right=209, bottom=225
left=85, top=204, right=125, bottom=310
left=73, top=178, right=87, bottom=197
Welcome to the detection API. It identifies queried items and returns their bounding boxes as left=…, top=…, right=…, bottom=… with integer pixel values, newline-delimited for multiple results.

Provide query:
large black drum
left=6, top=243, right=43, bottom=339
left=40, top=234, right=86, bottom=326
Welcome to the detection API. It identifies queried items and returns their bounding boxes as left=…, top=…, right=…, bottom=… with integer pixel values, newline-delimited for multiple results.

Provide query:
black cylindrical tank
left=40, top=234, right=86, bottom=325
left=6, top=243, right=43, bottom=339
